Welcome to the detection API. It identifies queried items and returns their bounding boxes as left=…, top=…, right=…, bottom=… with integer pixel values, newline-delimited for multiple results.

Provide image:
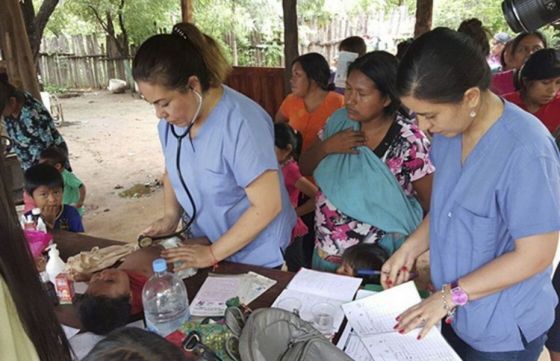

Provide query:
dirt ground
left=57, top=90, right=164, bottom=242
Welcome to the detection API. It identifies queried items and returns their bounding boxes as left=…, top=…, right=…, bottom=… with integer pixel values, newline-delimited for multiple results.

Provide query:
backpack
left=225, top=307, right=353, bottom=361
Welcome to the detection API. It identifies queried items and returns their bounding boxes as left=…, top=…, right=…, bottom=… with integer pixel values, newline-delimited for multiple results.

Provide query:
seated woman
left=491, top=31, right=547, bottom=96
left=0, top=74, right=70, bottom=171
left=504, top=48, right=560, bottom=133
left=299, top=51, right=434, bottom=272
left=275, top=53, right=344, bottom=152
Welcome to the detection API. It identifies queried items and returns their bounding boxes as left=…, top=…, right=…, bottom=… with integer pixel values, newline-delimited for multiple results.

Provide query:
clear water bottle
left=142, top=258, right=190, bottom=336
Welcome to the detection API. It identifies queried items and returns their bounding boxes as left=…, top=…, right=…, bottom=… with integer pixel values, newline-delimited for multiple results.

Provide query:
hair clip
left=172, top=27, right=188, bottom=42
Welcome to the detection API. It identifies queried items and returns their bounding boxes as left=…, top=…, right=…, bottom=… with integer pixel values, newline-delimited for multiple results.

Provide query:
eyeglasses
left=182, top=331, right=223, bottom=361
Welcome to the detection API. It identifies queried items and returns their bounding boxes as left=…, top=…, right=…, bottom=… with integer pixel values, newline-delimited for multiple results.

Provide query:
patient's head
left=78, top=269, right=132, bottom=335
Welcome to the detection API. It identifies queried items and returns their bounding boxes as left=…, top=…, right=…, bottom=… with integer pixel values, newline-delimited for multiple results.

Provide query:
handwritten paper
left=342, top=282, right=462, bottom=361
left=190, top=272, right=276, bottom=317
left=272, top=268, right=362, bottom=334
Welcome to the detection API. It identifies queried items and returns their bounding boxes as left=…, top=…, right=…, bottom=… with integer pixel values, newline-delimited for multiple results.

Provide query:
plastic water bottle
left=142, top=258, right=190, bottom=336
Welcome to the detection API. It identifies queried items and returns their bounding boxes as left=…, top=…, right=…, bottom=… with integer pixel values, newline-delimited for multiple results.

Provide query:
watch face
left=451, top=288, right=468, bottom=305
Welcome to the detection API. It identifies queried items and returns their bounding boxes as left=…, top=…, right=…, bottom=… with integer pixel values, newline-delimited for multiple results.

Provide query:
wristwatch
left=450, top=280, right=469, bottom=306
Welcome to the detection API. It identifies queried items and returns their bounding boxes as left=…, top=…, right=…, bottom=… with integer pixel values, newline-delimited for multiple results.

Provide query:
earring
left=469, top=110, right=477, bottom=118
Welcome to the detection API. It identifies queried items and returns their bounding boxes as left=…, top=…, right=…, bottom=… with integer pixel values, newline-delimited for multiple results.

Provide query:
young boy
left=40, top=146, right=86, bottom=215
left=336, top=242, right=388, bottom=284
left=24, top=163, right=84, bottom=232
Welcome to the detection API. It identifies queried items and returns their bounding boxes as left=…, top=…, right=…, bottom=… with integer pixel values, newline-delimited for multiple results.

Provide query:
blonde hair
left=132, top=23, right=231, bottom=91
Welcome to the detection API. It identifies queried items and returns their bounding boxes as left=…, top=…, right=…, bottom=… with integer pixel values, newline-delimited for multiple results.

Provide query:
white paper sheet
left=342, top=282, right=462, bottom=361
left=334, top=51, right=359, bottom=88
left=287, top=268, right=362, bottom=301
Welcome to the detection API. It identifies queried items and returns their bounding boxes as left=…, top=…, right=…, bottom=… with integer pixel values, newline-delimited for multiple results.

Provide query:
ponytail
left=133, top=23, right=231, bottom=92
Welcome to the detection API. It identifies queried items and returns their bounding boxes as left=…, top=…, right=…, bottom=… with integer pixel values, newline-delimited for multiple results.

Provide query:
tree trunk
left=20, top=0, right=60, bottom=64
left=0, top=0, right=41, bottom=99
left=181, top=0, right=193, bottom=23
left=117, top=0, right=129, bottom=57
left=282, top=0, right=298, bottom=95
left=414, top=0, right=433, bottom=38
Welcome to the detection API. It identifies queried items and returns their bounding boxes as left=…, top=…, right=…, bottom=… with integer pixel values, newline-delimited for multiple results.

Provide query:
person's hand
left=34, top=256, right=46, bottom=273
left=323, top=128, right=367, bottom=155
left=162, top=244, right=216, bottom=269
left=394, top=291, right=451, bottom=340
left=67, top=269, right=92, bottom=282
left=141, top=216, right=179, bottom=238
left=41, top=206, right=59, bottom=227
left=380, top=246, right=417, bottom=289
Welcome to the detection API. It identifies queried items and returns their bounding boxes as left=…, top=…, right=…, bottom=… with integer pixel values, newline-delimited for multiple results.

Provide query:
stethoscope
left=138, top=87, right=203, bottom=248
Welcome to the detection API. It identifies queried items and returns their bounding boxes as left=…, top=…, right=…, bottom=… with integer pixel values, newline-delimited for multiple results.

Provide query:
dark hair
left=40, top=146, right=68, bottom=167
left=457, top=18, right=491, bottom=57
left=274, top=123, right=303, bottom=160
left=510, top=31, right=547, bottom=56
left=339, top=36, right=367, bottom=56
left=516, top=48, right=560, bottom=91
left=500, top=40, right=512, bottom=69
left=78, top=295, right=132, bottom=335
left=397, top=28, right=491, bottom=103
left=24, top=163, right=64, bottom=196
left=348, top=51, right=401, bottom=115
left=83, top=327, right=187, bottom=361
left=0, top=74, right=25, bottom=109
left=342, top=243, right=388, bottom=284
left=133, top=23, right=231, bottom=92
left=292, top=53, right=332, bottom=91
left=0, top=134, right=72, bottom=360
left=396, top=38, right=413, bottom=61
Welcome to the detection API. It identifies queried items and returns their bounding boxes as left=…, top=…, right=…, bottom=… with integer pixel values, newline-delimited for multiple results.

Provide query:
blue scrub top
left=430, top=101, right=560, bottom=352
left=158, top=86, right=296, bottom=268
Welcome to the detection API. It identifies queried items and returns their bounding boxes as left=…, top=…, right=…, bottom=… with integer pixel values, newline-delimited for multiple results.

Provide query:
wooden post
left=282, top=0, right=298, bottom=95
left=181, top=0, right=193, bottom=23
left=414, top=0, right=433, bottom=38
left=0, top=0, right=41, bottom=99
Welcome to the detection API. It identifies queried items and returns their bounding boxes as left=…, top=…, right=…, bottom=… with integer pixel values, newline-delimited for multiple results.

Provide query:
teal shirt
left=61, top=169, right=84, bottom=215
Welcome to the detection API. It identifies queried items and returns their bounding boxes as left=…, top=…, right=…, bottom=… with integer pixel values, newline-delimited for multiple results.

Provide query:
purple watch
left=450, top=280, right=469, bottom=306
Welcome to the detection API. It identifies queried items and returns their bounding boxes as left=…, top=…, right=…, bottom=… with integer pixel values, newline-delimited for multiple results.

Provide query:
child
left=24, top=163, right=84, bottom=232
left=504, top=48, right=560, bottom=133
left=275, top=123, right=318, bottom=272
left=40, top=146, right=86, bottom=215
left=336, top=242, right=388, bottom=285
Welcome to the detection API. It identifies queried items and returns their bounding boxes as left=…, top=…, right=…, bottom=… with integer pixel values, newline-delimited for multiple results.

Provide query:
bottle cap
left=31, top=208, right=41, bottom=216
left=152, top=258, right=167, bottom=273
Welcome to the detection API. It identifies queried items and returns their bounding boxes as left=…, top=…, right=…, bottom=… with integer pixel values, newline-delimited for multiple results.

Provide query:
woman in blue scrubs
left=132, top=23, right=295, bottom=269
left=383, top=28, right=560, bottom=360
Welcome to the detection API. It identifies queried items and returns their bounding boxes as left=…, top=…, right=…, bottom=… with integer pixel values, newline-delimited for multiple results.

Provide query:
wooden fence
left=226, top=67, right=285, bottom=117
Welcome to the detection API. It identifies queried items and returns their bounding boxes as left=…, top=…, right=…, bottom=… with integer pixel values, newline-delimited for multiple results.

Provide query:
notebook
left=341, top=282, right=462, bottom=361
left=272, top=268, right=362, bottom=334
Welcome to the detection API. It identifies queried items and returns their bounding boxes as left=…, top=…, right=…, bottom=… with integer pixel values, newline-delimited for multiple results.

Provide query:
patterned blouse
left=315, top=113, right=435, bottom=264
left=3, top=92, right=67, bottom=170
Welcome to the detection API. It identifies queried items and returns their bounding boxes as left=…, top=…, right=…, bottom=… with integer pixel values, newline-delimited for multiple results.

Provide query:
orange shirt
left=279, top=92, right=344, bottom=151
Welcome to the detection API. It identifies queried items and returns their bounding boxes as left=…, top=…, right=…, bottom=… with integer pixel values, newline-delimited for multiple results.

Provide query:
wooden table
left=52, top=231, right=294, bottom=329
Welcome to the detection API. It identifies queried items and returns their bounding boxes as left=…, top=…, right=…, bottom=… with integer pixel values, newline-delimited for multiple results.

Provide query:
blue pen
left=356, top=269, right=419, bottom=279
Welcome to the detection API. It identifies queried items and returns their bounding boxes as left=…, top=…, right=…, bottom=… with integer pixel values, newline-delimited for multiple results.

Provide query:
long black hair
left=348, top=51, right=401, bottom=115
left=0, top=131, right=72, bottom=360
left=397, top=28, right=491, bottom=103
left=291, top=53, right=332, bottom=91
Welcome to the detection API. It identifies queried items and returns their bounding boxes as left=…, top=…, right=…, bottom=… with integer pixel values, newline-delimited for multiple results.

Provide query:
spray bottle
left=45, top=244, right=66, bottom=282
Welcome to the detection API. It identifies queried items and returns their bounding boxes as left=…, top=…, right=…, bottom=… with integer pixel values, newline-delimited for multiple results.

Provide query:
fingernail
left=417, top=335, right=421, bottom=340
left=396, top=316, right=400, bottom=321
left=387, top=280, right=393, bottom=285
left=401, top=266, right=408, bottom=272
left=393, top=324, right=399, bottom=329
left=398, top=329, right=404, bottom=334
